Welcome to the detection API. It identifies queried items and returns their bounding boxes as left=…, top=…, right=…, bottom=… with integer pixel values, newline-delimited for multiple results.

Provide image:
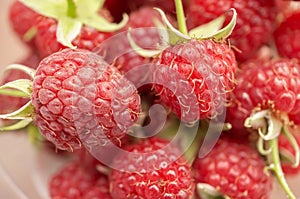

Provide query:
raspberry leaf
left=57, top=17, right=82, bottom=49
left=0, top=118, right=32, bottom=131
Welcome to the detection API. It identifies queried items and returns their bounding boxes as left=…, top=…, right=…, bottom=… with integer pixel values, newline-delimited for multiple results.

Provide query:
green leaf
left=80, top=13, right=128, bottom=32
left=75, top=0, right=105, bottom=18
left=57, top=17, right=82, bottom=49
left=0, top=101, right=33, bottom=120
left=127, top=29, right=161, bottom=58
left=154, top=8, right=190, bottom=45
left=4, top=64, right=36, bottom=79
left=211, top=8, right=237, bottom=41
left=0, top=118, right=32, bottom=131
left=189, top=14, right=225, bottom=38
left=0, top=79, right=32, bottom=97
left=19, top=0, right=67, bottom=19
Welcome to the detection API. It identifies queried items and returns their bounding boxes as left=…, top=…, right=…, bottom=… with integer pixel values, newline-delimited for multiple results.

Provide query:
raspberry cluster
left=1, top=0, right=300, bottom=199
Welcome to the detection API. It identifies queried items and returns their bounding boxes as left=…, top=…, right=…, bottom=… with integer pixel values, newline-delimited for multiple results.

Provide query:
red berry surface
left=49, top=160, right=111, bottom=199
left=274, top=11, right=300, bottom=59
left=34, top=15, right=112, bottom=58
left=154, top=39, right=237, bottom=122
left=31, top=49, right=141, bottom=150
left=187, top=0, right=277, bottom=61
left=193, top=136, right=273, bottom=199
left=8, top=0, right=40, bottom=46
left=109, top=138, right=195, bottom=199
left=226, top=58, right=300, bottom=130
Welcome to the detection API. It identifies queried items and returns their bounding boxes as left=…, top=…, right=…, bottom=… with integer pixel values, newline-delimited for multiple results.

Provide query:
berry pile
left=1, top=0, right=300, bottom=199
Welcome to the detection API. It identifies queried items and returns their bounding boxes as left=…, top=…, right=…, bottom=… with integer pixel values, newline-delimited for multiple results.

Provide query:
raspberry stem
left=268, top=138, right=296, bottom=199
left=67, top=0, right=77, bottom=18
left=174, top=0, right=188, bottom=35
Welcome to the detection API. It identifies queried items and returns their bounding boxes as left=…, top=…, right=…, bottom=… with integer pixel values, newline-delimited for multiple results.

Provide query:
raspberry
left=154, top=39, right=237, bottom=122
left=274, top=11, right=300, bottom=59
left=49, top=160, right=112, bottom=199
left=226, top=58, right=300, bottom=131
left=186, top=0, right=277, bottom=61
left=8, top=0, right=40, bottom=46
left=31, top=49, right=141, bottom=150
left=109, top=137, right=195, bottom=199
left=193, top=136, right=273, bottom=199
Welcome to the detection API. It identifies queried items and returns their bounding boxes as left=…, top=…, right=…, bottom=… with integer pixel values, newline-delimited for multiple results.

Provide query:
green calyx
left=196, top=183, right=230, bottom=199
left=127, top=4, right=237, bottom=58
left=245, top=109, right=299, bottom=199
left=0, top=64, right=36, bottom=131
left=20, top=0, right=128, bottom=49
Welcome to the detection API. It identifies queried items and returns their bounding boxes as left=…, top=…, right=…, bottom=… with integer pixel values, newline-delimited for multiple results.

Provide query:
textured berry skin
left=187, top=0, right=277, bottom=61
left=49, top=160, right=112, bottom=199
left=278, top=126, right=300, bottom=175
left=193, top=136, right=273, bottom=199
left=0, top=52, right=40, bottom=114
left=8, top=0, right=40, bottom=46
left=31, top=49, right=140, bottom=150
left=154, top=39, right=237, bottom=122
left=109, top=138, right=195, bottom=199
left=226, top=58, right=300, bottom=131
left=34, top=16, right=112, bottom=58
left=274, top=11, right=300, bottom=59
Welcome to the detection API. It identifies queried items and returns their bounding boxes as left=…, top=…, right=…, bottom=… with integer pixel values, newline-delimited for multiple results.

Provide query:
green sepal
left=209, top=8, right=237, bottom=41
left=189, top=14, right=225, bottom=39
left=154, top=8, right=190, bottom=45
left=74, top=0, right=105, bottom=18
left=57, top=17, right=82, bottom=49
left=197, top=183, right=230, bottom=199
left=80, top=13, right=129, bottom=32
left=0, top=79, right=32, bottom=98
left=27, top=124, right=44, bottom=147
left=0, top=118, right=32, bottom=131
left=0, top=101, right=33, bottom=120
left=19, top=0, right=67, bottom=19
left=282, top=126, right=300, bottom=168
left=4, top=64, right=36, bottom=79
left=127, top=29, right=162, bottom=58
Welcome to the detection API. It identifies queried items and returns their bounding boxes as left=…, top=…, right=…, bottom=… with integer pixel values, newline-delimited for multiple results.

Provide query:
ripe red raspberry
left=8, top=0, right=40, bottom=46
left=226, top=58, right=300, bottom=131
left=193, top=136, right=273, bottom=199
left=31, top=49, right=141, bottom=150
left=34, top=16, right=113, bottom=58
left=274, top=11, right=300, bottom=59
left=153, top=39, right=237, bottom=123
left=186, top=0, right=277, bottom=61
left=49, top=160, right=112, bottom=199
left=109, top=138, right=195, bottom=199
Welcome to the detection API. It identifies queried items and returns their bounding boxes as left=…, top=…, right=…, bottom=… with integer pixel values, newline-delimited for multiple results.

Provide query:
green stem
left=67, top=0, right=77, bottom=18
left=269, top=138, right=296, bottom=199
left=174, top=0, right=188, bottom=35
